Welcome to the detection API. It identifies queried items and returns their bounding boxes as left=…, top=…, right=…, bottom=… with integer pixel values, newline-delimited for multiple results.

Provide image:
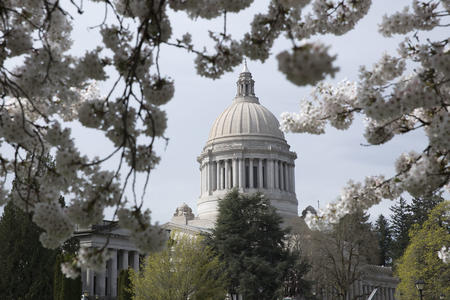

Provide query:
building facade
left=75, top=221, right=140, bottom=299
left=77, top=64, right=399, bottom=300
left=194, top=62, right=297, bottom=223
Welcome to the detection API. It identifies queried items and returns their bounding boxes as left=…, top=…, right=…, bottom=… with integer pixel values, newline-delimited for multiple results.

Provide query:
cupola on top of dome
left=207, top=62, right=285, bottom=142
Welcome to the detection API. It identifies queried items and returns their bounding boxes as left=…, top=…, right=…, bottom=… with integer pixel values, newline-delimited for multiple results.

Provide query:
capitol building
left=167, top=62, right=299, bottom=231
left=76, top=64, right=399, bottom=300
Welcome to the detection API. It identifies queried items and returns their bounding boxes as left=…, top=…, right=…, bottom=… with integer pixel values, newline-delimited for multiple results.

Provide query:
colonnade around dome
left=200, top=157, right=295, bottom=195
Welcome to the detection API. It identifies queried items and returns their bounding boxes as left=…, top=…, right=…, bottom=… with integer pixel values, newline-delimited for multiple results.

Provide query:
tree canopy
left=374, top=214, right=392, bottom=266
left=305, top=211, right=379, bottom=300
left=395, top=201, right=450, bottom=299
left=208, top=189, right=295, bottom=300
left=0, top=202, right=57, bottom=299
left=131, top=234, right=227, bottom=300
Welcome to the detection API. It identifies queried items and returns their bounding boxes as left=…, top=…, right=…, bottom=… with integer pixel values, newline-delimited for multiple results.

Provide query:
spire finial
left=236, top=58, right=256, bottom=99
left=241, top=58, right=250, bottom=73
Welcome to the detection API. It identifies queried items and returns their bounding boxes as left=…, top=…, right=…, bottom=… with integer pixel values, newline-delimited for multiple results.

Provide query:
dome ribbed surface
left=208, top=99, right=285, bottom=141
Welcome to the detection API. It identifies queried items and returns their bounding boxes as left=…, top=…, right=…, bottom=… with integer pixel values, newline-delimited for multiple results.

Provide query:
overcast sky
left=2, top=1, right=446, bottom=223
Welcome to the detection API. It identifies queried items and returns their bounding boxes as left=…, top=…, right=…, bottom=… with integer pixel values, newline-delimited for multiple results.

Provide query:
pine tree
left=54, top=255, right=64, bottom=300
left=374, top=214, right=392, bottom=266
left=389, top=197, right=412, bottom=261
left=389, top=194, right=444, bottom=262
left=409, top=192, right=444, bottom=226
left=0, top=202, right=57, bottom=299
left=208, top=189, right=292, bottom=300
left=53, top=253, right=82, bottom=300
left=60, top=273, right=82, bottom=300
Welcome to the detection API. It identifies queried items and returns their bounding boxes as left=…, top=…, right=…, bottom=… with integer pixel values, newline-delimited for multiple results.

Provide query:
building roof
left=207, top=63, right=285, bottom=142
left=208, top=100, right=285, bottom=141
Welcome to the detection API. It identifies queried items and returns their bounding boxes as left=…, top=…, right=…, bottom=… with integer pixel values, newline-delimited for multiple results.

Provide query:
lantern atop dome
left=236, top=59, right=256, bottom=98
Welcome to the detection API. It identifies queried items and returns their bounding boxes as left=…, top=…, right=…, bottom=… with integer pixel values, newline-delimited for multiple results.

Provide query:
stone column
left=274, top=160, right=279, bottom=189
left=290, top=164, right=295, bottom=193
left=280, top=162, right=285, bottom=191
left=284, top=162, right=289, bottom=191
left=86, top=268, right=94, bottom=296
left=200, top=163, right=204, bottom=194
left=133, top=251, right=140, bottom=271
left=267, top=159, right=273, bottom=189
left=205, top=163, right=208, bottom=193
left=258, top=159, right=264, bottom=188
left=208, top=161, right=213, bottom=194
left=205, top=162, right=209, bottom=194
left=96, top=270, right=106, bottom=296
left=249, top=158, right=254, bottom=188
left=232, top=159, right=238, bottom=188
left=216, top=161, right=221, bottom=190
left=214, top=161, right=218, bottom=191
left=292, top=164, right=296, bottom=193
left=121, top=250, right=129, bottom=270
left=109, top=249, right=118, bottom=297
left=224, top=160, right=230, bottom=189
left=290, top=164, right=294, bottom=192
left=81, top=269, right=87, bottom=294
left=238, top=158, right=244, bottom=188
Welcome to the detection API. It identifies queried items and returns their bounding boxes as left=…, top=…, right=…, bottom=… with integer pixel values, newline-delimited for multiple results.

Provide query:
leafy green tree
left=208, top=189, right=291, bottom=300
left=395, top=201, right=450, bottom=299
left=374, top=214, right=392, bottom=266
left=131, top=234, right=226, bottom=300
left=0, top=201, right=57, bottom=300
left=118, top=268, right=132, bottom=300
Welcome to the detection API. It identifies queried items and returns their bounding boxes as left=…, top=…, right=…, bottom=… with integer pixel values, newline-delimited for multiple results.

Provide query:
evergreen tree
left=389, top=194, right=444, bottom=262
left=208, top=189, right=292, bottom=300
left=53, top=255, right=64, bottom=300
left=389, top=197, right=412, bottom=261
left=53, top=253, right=82, bottom=300
left=0, top=202, right=57, bottom=300
left=409, top=192, right=444, bottom=226
left=374, top=214, right=392, bottom=266
left=118, top=268, right=133, bottom=300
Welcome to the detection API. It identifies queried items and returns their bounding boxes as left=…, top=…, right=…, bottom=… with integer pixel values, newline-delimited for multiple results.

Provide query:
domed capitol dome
left=207, top=96, right=285, bottom=142
left=196, top=62, right=298, bottom=222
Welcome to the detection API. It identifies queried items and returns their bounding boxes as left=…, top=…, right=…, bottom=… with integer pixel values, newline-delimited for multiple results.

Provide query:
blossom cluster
left=0, top=0, right=177, bottom=275
left=277, top=43, right=339, bottom=86
left=438, top=246, right=450, bottom=264
left=117, top=208, right=167, bottom=253
left=283, top=1, right=449, bottom=229
left=0, top=0, right=448, bottom=278
left=379, top=1, right=440, bottom=37
left=292, top=0, right=372, bottom=39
